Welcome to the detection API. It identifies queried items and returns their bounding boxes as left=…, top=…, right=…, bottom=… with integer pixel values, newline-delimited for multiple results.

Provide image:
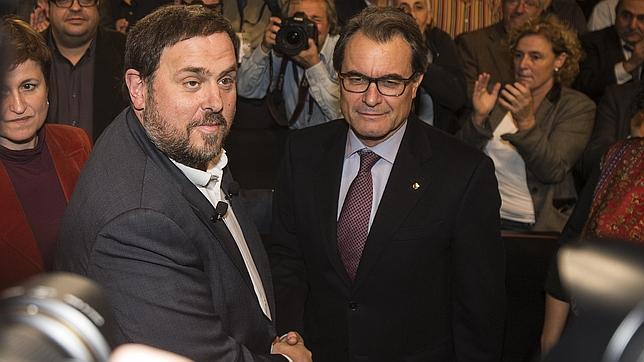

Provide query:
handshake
left=272, top=331, right=313, bottom=362
left=109, top=331, right=312, bottom=362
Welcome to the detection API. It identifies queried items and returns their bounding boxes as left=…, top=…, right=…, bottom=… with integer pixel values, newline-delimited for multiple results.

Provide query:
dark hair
left=1, top=16, right=51, bottom=85
left=124, top=5, right=239, bottom=84
left=509, top=14, right=582, bottom=86
left=333, top=6, right=428, bottom=76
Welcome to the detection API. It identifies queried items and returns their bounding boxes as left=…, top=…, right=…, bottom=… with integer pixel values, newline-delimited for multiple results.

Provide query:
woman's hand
left=471, top=73, right=501, bottom=126
left=499, top=82, right=536, bottom=131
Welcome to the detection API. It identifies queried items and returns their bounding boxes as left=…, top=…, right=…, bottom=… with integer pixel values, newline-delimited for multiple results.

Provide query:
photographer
left=237, top=0, right=341, bottom=129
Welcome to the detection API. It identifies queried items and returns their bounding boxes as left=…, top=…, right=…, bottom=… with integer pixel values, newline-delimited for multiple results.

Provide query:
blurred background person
left=237, top=0, right=341, bottom=130
left=456, top=0, right=547, bottom=97
left=392, top=0, right=467, bottom=133
left=573, top=0, right=644, bottom=103
left=458, top=15, right=595, bottom=232
left=42, top=0, right=127, bottom=142
left=0, top=16, right=91, bottom=289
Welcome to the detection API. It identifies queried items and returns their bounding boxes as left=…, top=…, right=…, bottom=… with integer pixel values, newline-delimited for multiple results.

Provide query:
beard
left=142, top=96, right=229, bottom=170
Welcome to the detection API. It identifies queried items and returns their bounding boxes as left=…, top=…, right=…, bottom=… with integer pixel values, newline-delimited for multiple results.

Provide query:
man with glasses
left=269, top=7, right=506, bottom=362
left=43, top=0, right=127, bottom=141
left=456, top=0, right=546, bottom=97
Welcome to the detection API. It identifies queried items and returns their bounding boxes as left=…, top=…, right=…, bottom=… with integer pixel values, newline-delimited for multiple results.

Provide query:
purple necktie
left=337, top=149, right=380, bottom=281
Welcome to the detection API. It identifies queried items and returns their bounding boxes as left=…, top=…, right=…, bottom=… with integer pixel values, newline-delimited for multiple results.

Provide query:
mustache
left=187, top=112, right=227, bottom=130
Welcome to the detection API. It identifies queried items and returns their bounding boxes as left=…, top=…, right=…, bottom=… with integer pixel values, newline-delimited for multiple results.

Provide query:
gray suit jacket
left=56, top=108, right=285, bottom=361
left=458, top=85, right=596, bottom=232
left=456, top=22, right=514, bottom=97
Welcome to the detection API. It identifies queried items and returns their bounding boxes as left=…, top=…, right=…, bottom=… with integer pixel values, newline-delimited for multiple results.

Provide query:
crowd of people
left=0, top=0, right=642, bottom=361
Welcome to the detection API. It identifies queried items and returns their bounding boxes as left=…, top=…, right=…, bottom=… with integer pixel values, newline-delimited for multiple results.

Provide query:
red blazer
left=0, top=124, right=91, bottom=289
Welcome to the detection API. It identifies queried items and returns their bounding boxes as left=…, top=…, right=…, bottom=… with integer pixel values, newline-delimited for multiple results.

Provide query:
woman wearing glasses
left=0, top=17, right=91, bottom=289
left=458, top=15, right=595, bottom=232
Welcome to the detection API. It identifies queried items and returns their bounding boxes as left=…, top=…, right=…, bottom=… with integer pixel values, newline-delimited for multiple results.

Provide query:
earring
left=554, top=67, right=559, bottom=72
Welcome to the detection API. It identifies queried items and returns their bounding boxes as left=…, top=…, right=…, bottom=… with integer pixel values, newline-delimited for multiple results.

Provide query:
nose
left=7, top=91, right=27, bottom=115
left=517, top=54, right=530, bottom=69
left=362, top=81, right=382, bottom=107
left=203, top=86, right=224, bottom=113
left=515, top=0, right=526, bottom=13
left=69, top=0, right=82, bottom=11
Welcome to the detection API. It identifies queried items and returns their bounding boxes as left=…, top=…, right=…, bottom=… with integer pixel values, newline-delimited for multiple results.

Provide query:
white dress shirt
left=171, top=151, right=272, bottom=321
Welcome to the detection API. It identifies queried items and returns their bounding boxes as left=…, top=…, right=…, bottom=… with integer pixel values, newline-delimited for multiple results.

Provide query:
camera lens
left=286, top=31, right=302, bottom=45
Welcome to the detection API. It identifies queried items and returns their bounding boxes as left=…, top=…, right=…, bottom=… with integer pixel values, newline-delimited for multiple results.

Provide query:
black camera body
left=275, top=12, right=318, bottom=57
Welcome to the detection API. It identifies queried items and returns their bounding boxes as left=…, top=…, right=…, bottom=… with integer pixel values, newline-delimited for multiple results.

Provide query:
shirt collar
left=345, top=121, right=407, bottom=164
left=171, top=150, right=228, bottom=189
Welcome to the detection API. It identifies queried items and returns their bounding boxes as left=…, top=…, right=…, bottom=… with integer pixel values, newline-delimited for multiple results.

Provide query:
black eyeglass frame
left=338, top=72, right=419, bottom=97
left=50, top=0, right=99, bottom=8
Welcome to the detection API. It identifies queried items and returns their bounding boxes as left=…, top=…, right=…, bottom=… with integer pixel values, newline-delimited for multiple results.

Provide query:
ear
left=410, top=73, right=424, bottom=99
left=554, top=52, right=567, bottom=70
left=125, top=69, right=147, bottom=111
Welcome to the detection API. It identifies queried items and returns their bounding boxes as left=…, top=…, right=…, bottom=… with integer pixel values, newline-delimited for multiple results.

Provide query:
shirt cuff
left=614, top=61, right=633, bottom=85
left=305, top=60, right=330, bottom=83
left=270, top=344, right=294, bottom=362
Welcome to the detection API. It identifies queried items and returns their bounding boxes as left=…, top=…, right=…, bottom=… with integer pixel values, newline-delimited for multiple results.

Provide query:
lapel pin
left=412, top=182, right=420, bottom=190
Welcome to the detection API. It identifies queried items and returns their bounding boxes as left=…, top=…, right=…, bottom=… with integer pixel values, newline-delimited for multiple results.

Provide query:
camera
left=275, top=12, right=318, bottom=57
left=0, top=273, right=114, bottom=362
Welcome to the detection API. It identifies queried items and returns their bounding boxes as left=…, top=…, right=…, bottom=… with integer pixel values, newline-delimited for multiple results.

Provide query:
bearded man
left=55, top=6, right=310, bottom=362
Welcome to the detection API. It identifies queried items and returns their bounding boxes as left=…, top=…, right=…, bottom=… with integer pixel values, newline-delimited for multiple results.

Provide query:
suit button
left=348, top=302, right=359, bottom=311
left=531, top=187, right=538, bottom=194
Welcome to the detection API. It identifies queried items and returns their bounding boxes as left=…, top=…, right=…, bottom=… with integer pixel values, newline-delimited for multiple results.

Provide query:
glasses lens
left=376, top=79, right=405, bottom=96
left=79, top=0, right=97, bottom=5
left=54, top=0, right=72, bottom=6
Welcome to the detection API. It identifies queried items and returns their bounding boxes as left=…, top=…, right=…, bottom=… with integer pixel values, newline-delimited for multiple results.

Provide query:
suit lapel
left=353, top=117, right=433, bottom=290
left=222, top=173, right=277, bottom=320
left=313, top=123, right=352, bottom=286
left=125, top=109, right=255, bottom=292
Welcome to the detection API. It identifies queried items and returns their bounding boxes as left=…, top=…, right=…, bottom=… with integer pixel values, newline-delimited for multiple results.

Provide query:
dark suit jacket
left=270, top=115, right=506, bottom=362
left=580, top=81, right=642, bottom=180
left=421, top=27, right=467, bottom=133
left=573, top=25, right=626, bottom=103
left=56, top=108, right=285, bottom=361
left=0, top=124, right=90, bottom=289
left=44, top=26, right=127, bottom=141
left=456, top=22, right=514, bottom=97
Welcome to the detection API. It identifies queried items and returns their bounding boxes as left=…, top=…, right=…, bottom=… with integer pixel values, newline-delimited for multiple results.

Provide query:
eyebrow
left=344, top=70, right=408, bottom=79
left=177, top=64, right=237, bottom=79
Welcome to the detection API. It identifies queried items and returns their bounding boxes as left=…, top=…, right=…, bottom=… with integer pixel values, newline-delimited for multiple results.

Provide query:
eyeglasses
left=338, top=72, right=418, bottom=97
left=50, top=0, right=99, bottom=8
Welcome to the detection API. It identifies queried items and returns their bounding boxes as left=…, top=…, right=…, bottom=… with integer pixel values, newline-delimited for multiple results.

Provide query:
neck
left=530, top=79, right=554, bottom=113
left=0, top=135, right=38, bottom=151
left=52, top=31, right=95, bottom=66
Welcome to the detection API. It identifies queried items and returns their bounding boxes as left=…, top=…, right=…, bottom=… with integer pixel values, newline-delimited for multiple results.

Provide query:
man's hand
left=498, top=82, right=536, bottom=131
left=272, top=332, right=312, bottom=362
left=261, top=16, right=282, bottom=53
left=471, top=73, right=501, bottom=126
left=291, top=38, right=321, bottom=68
left=624, top=38, right=644, bottom=73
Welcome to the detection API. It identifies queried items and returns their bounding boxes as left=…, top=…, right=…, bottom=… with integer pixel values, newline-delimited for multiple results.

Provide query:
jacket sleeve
left=422, top=29, right=467, bottom=112
left=268, top=135, right=309, bottom=335
left=502, top=93, right=596, bottom=184
left=89, top=209, right=284, bottom=362
left=572, top=32, right=619, bottom=101
left=452, top=154, right=506, bottom=362
left=455, top=33, right=480, bottom=97
left=237, top=46, right=275, bottom=99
